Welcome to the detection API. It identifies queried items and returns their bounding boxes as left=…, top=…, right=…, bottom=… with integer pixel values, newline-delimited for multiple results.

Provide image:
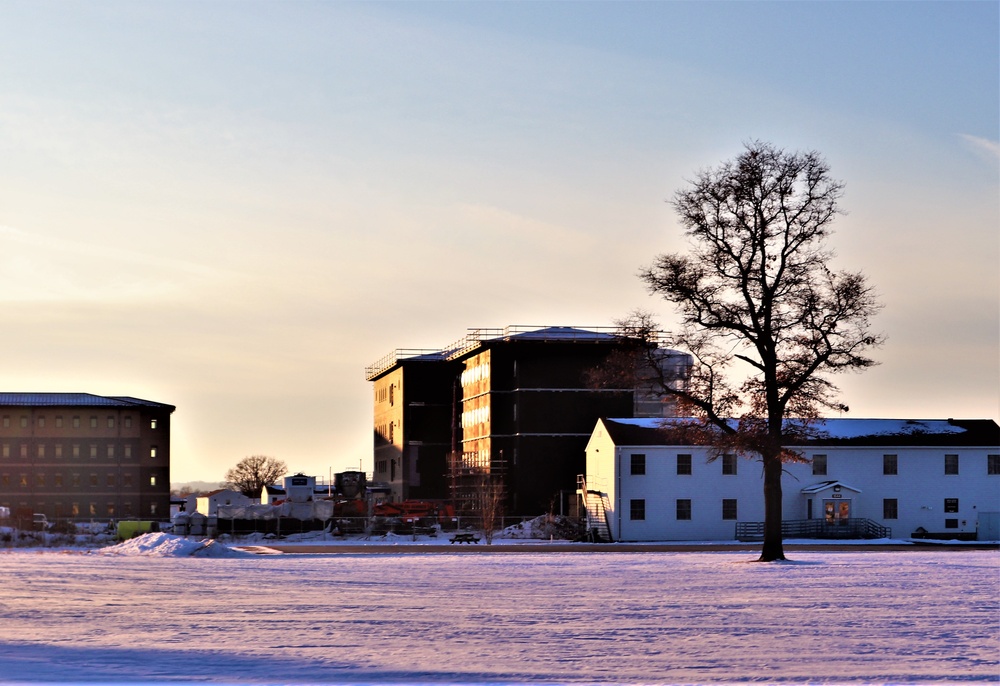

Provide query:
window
left=19, top=474, right=27, bottom=487
left=2, top=416, right=8, bottom=428
left=722, top=454, right=737, bottom=475
left=107, top=503, right=115, bottom=516
left=89, top=474, right=98, bottom=487
left=19, top=417, right=27, bottom=428
left=629, top=499, right=645, bottom=520
left=150, top=419, right=157, bottom=430
left=124, top=445, right=132, bottom=459
left=35, top=473, right=44, bottom=487
left=71, top=502, right=79, bottom=517
left=90, top=445, right=97, bottom=459
left=55, top=416, right=63, bottom=428
left=72, top=416, right=80, bottom=429
left=677, top=454, right=692, bottom=475
left=988, top=454, right=999, bottom=475
left=71, top=474, right=80, bottom=487
left=812, top=454, right=827, bottom=476
left=123, top=473, right=132, bottom=487
left=944, top=498, right=959, bottom=513
left=1, top=444, right=7, bottom=458
left=0, top=474, right=7, bottom=486
left=945, top=519, right=958, bottom=529
left=106, top=474, right=115, bottom=487
left=54, top=445, right=62, bottom=458
left=72, top=444, right=80, bottom=459
left=150, top=503, right=158, bottom=515
left=37, top=417, right=45, bottom=428
left=944, top=454, right=959, bottom=475
left=883, top=454, right=897, bottom=475
left=37, top=445, right=44, bottom=458
left=124, top=416, right=132, bottom=429
left=107, top=417, right=115, bottom=429
left=630, top=454, right=646, bottom=475
left=19, top=444, right=26, bottom=458
left=107, top=445, right=115, bottom=459
left=90, top=417, right=97, bottom=429
left=722, top=499, right=738, bottom=520
left=150, top=475, right=157, bottom=487
left=150, top=447, right=157, bottom=459
left=54, top=473, right=63, bottom=487
left=676, top=499, right=692, bottom=520
left=883, top=498, right=898, bottom=520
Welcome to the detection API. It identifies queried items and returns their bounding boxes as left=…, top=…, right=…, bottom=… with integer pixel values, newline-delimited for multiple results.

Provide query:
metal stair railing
left=577, top=475, right=613, bottom=543
left=736, top=518, right=892, bottom=541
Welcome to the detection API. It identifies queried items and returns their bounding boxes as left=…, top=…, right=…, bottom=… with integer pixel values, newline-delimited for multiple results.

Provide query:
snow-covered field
left=0, top=535, right=996, bottom=684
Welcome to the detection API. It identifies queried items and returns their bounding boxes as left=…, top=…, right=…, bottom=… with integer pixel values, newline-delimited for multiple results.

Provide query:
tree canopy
left=224, top=455, right=287, bottom=498
left=639, top=141, right=883, bottom=561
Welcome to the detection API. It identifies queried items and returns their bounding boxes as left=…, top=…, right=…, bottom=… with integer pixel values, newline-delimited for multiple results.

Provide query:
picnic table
left=450, top=532, right=480, bottom=544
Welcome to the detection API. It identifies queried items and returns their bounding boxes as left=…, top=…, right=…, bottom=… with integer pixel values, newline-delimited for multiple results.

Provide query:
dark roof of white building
left=599, top=418, right=1000, bottom=448
left=0, top=393, right=175, bottom=411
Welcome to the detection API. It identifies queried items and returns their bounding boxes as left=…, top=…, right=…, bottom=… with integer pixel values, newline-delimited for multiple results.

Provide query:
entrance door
left=824, top=499, right=851, bottom=525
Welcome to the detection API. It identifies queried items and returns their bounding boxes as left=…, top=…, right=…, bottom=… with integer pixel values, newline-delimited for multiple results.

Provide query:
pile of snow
left=99, top=532, right=253, bottom=558
left=499, top=514, right=583, bottom=540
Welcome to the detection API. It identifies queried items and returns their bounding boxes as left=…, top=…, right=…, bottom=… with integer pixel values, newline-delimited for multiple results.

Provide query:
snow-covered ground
left=0, top=534, right=996, bottom=684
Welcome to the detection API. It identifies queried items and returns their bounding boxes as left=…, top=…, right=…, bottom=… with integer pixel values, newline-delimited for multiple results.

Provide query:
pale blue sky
left=0, top=1, right=996, bottom=483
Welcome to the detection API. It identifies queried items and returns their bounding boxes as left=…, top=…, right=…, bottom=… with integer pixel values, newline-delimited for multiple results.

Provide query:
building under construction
left=366, top=325, right=690, bottom=517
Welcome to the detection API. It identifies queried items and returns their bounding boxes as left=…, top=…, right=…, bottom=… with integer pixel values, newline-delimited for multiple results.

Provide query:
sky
left=0, top=1, right=996, bottom=484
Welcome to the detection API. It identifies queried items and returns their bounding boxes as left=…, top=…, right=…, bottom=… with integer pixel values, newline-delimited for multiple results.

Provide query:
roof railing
left=365, top=325, right=672, bottom=379
left=364, top=349, right=447, bottom=381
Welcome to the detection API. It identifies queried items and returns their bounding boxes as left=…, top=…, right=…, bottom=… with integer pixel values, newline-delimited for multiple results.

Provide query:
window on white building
left=944, top=454, right=959, bottom=475
left=883, top=454, right=897, bottom=475
left=630, top=454, right=646, bottom=475
left=676, top=454, right=692, bottom=475
left=722, top=454, right=737, bottom=475
left=812, top=454, right=827, bottom=476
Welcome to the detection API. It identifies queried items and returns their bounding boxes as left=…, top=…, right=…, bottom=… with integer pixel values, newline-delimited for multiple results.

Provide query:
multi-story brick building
left=0, top=393, right=175, bottom=523
left=366, top=326, right=690, bottom=515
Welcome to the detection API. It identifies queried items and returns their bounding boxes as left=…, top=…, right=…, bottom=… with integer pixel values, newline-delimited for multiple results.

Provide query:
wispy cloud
left=0, top=224, right=222, bottom=303
left=958, top=134, right=1000, bottom=162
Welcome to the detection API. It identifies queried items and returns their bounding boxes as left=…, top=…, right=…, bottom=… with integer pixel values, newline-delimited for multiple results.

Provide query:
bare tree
left=476, top=472, right=505, bottom=545
left=639, top=141, right=883, bottom=561
left=225, top=455, right=287, bottom=498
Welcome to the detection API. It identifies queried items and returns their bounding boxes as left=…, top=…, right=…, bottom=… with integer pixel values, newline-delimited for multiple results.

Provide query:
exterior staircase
left=577, top=475, right=613, bottom=542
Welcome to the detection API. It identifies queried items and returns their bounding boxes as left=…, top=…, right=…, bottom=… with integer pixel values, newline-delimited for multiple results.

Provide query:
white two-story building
left=583, top=418, right=1000, bottom=542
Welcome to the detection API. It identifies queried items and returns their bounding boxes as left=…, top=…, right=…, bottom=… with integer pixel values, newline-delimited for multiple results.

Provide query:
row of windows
left=2, top=501, right=159, bottom=517
left=629, top=497, right=965, bottom=523
left=630, top=498, right=730, bottom=521
left=375, top=384, right=395, bottom=406
left=629, top=453, right=1000, bottom=476
left=813, top=453, right=997, bottom=476
left=0, top=415, right=158, bottom=430
left=0, top=444, right=158, bottom=459
left=1, top=472, right=159, bottom=488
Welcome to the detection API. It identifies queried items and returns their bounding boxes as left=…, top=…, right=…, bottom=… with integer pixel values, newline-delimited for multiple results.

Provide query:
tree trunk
left=759, top=455, right=786, bottom=561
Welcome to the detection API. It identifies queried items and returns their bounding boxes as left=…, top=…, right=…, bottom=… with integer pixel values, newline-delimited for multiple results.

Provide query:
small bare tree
left=225, top=455, right=287, bottom=499
left=637, top=141, right=883, bottom=561
left=477, top=472, right=505, bottom=545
